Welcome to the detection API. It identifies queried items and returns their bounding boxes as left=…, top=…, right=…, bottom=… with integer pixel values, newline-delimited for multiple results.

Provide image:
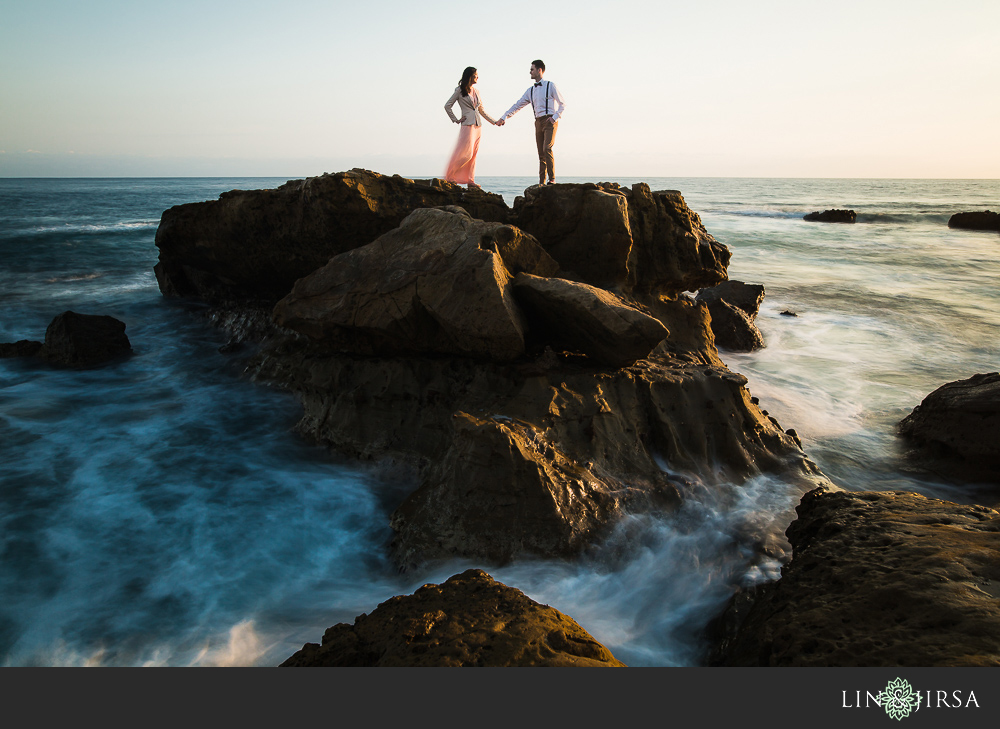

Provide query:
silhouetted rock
left=0, top=340, right=43, bottom=358
left=803, top=209, right=856, bottom=223
left=948, top=211, right=1000, bottom=231
left=280, top=569, right=625, bottom=667
left=38, top=312, right=132, bottom=367
left=511, top=273, right=669, bottom=367
left=898, top=372, right=1000, bottom=476
left=711, top=488, right=1000, bottom=666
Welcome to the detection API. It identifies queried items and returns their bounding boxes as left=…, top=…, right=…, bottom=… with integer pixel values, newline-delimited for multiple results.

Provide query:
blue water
left=1, top=176, right=998, bottom=666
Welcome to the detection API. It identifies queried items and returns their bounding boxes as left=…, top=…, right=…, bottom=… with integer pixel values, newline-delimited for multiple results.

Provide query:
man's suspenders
left=530, top=81, right=552, bottom=117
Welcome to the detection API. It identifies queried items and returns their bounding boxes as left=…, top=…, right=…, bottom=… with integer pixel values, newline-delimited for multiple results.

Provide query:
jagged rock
left=249, top=340, right=827, bottom=568
left=803, top=209, right=856, bottom=223
left=696, top=280, right=765, bottom=320
left=696, top=281, right=766, bottom=352
left=511, top=273, right=668, bottom=367
left=0, top=340, right=43, bottom=358
left=710, top=488, right=1000, bottom=666
left=948, top=211, right=1000, bottom=231
left=272, top=207, right=557, bottom=362
left=37, top=311, right=131, bottom=367
left=898, top=373, right=1000, bottom=476
left=154, top=169, right=510, bottom=304
left=511, top=182, right=730, bottom=295
left=280, top=569, right=625, bottom=667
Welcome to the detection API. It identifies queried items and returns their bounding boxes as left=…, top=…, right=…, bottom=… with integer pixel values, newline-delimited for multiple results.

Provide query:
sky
left=1, top=0, right=998, bottom=178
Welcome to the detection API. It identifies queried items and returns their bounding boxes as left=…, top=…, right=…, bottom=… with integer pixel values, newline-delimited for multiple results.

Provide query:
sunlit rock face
left=280, top=569, right=626, bottom=667
left=154, top=169, right=510, bottom=303
left=710, top=488, right=1000, bottom=667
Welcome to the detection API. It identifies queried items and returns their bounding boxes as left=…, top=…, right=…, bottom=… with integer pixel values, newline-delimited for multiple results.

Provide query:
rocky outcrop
left=0, top=312, right=131, bottom=367
left=948, top=211, right=1000, bottom=231
left=280, top=569, right=625, bottom=667
left=154, top=169, right=510, bottom=304
left=511, top=182, right=730, bottom=295
left=511, top=273, right=668, bottom=367
left=803, top=209, right=856, bottom=223
left=710, top=488, right=1000, bottom=666
left=273, top=207, right=557, bottom=362
left=898, top=373, right=1000, bottom=477
left=696, top=281, right=766, bottom=352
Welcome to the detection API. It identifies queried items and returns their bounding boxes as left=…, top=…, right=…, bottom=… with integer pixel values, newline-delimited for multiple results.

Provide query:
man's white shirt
left=502, top=80, right=565, bottom=122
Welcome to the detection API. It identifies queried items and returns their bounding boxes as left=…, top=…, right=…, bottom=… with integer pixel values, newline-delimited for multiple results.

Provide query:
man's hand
left=496, top=118, right=505, bottom=126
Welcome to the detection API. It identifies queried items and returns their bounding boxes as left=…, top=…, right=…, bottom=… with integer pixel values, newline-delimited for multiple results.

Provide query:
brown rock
left=280, top=568, right=625, bottom=667
left=38, top=311, right=132, bottom=367
left=511, top=182, right=729, bottom=296
left=948, top=211, right=1000, bottom=231
left=710, top=488, right=1000, bottom=666
left=898, top=372, right=1000, bottom=476
left=696, top=281, right=766, bottom=352
left=153, top=169, right=510, bottom=304
left=273, top=207, right=557, bottom=361
left=511, top=273, right=669, bottom=367
left=696, top=280, right=765, bottom=321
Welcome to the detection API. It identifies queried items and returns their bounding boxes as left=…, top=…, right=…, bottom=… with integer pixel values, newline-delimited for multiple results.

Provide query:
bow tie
left=534, top=82, right=542, bottom=87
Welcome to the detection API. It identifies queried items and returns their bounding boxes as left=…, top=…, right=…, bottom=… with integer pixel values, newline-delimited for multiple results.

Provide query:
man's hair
left=532, top=59, right=545, bottom=72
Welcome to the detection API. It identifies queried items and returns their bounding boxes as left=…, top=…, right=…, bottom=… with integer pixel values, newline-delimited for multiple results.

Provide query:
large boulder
left=898, top=372, right=1000, bottom=475
left=511, top=182, right=730, bottom=296
left=948, top=211, right=1000, bottom=231
left=696, top=280, right=766, bottom=352
left=154, top=169, right=510, bottom=304
left=37, top=311, right=132, bottom=367
left=272, top=207, right=557, bottom=362
left=803, top=209, right=856, bottom=223
left=710, top=488, right=1000, bottom=666
left=511, top=273, right=669, bottom=367
left=280, top=569, right=625, bottom=667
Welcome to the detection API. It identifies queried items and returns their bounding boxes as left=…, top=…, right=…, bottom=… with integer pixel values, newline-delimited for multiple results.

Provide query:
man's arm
left=549, top=82, right=565, bottom=123
left=502, top=87, right=532, bottom=120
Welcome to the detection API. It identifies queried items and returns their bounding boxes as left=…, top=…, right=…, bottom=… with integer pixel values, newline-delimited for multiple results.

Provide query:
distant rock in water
left=696, top=280, right=766, bottom=352
left=280, top=568, right=626, bottom=667
left=779, top=310, right=798, bottom=317
left=0, top=312, right=131, bottom=368
left=40, top=311, right=132, bottom=367
left=710, top=487, right=1000, bottom=666
left=898, top=372, right=1000, bottom=477
left=803, top=209, right=856, bottom=223
left=948, top=210, right=1000, bottom=231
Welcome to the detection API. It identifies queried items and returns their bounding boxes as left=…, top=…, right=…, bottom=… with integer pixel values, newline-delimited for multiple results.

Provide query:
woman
left=444, top=67, right=500, bottom=189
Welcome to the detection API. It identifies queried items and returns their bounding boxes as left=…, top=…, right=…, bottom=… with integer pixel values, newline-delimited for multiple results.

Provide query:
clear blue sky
left=1, top=0, right=997, bottom=177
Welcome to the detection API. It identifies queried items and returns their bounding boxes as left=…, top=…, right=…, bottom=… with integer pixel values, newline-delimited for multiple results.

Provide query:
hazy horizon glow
left=2, top=0, right=998, bottom=178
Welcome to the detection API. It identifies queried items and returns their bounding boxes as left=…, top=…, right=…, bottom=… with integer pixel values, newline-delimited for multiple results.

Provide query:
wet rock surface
left=710, top=488, right=1000, bottom=666
left=280, top=568, right=625, bottom=667
left=948, top=211, right=1000, bottom=231
left=1, top=312, right=131, bottom=367
left=696, top=280, right=767, bottom=352
left=898, top=372, right=1000, bottom=479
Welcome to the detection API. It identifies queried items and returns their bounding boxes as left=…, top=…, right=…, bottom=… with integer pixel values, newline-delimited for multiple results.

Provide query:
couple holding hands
left=444, top=60, right=565, bottom=189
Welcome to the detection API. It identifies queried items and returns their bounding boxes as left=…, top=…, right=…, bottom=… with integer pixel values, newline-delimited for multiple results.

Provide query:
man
left=498, top=60, right=566, bottom=186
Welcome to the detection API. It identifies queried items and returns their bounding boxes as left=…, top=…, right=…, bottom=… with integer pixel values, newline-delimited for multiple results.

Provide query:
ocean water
left=0, top=176, right=998, bottom=667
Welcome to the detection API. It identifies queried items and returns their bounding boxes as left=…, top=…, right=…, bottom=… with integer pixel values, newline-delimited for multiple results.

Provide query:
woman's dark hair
left=459, top=66, right=477, bottom=97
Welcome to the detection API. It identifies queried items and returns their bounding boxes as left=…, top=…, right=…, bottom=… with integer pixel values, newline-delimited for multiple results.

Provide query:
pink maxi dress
left=445, top=88, right=487, bottom=185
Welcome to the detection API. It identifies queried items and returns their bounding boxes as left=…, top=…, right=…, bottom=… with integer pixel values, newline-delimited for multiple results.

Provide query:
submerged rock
left=7, top=312, right=133, bottom=368
left=0, top=340, right=43, bottom=359
left=898, top=372, right=1000, bottom=477
left=948, top=211, right=1000, bottom=231
left=803, top=209, right=856, bottom=223
left=280, top=568, right=625, bottom=667
left=710, top=488, right=1000, bottom=666
left=696, top=280, right=766, bottom=352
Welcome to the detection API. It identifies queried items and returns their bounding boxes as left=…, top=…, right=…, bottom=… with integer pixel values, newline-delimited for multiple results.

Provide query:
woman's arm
left=478, top=102, right=498, bottom=126
left=444, top=88, right=462, bottom=124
